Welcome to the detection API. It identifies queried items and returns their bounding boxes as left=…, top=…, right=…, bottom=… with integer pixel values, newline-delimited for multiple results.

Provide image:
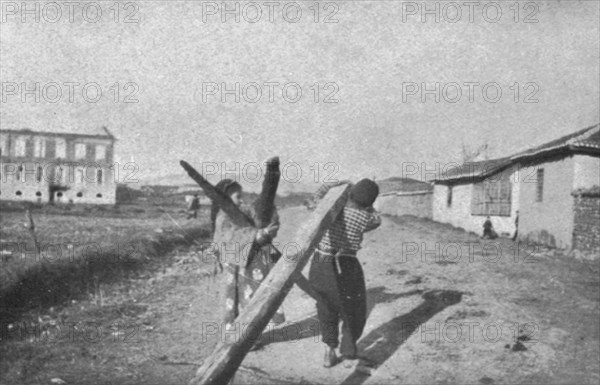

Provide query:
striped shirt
left=318, top=206, right=381, bottom=257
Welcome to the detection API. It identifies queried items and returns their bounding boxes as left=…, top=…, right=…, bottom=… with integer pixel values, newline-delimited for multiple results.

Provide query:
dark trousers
left=308, top=252, right=367, bottom=357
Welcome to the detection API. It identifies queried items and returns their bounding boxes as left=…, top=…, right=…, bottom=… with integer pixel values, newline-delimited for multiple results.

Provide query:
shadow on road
left=257, top=286, right=424, bottom=348
left=341, top=289, right=463, bottom=385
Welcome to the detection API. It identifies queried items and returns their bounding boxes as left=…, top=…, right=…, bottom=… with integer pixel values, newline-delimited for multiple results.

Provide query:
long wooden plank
left=180, top=160, right=254, bottom=227
left=252, top=157, right=280, bottom=228
left=189, top=184, right=350, bottom=385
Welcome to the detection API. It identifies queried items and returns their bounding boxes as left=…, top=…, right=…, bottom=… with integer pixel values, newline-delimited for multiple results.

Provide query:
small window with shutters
left=95, top=145, right=106, bottom=161
left=471, top=172, right=512, bottom=216
left=55, top=138, right=66, bottom=158
left=36, top=165, right=43, bottom=182
left=14, top=137, right=27, bottom=157
left=33, top=137, right=46, bottom=158
left=536, top=168, right=544, bottom=202
left=0, top=134, right=8, bottom=157
left=74, top=143, right=86, bottom=160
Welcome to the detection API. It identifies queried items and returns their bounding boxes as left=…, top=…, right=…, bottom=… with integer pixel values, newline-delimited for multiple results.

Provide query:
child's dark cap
left=350, top=179, right=379, bottom=207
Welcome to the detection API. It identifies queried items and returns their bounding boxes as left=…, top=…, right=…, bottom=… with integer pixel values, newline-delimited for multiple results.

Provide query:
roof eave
left=511, top=145, right=600, bottom=164
left=0, top=128, right=114, bottom=140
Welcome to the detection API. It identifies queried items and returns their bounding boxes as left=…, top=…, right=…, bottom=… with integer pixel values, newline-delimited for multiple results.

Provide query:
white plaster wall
left=433, top=169, right=519, bottom=236
left=518, top=157, right=575, bottom=249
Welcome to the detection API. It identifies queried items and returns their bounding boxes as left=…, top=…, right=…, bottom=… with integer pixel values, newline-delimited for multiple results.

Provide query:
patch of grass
left=0, top=204, right=211, bottom=322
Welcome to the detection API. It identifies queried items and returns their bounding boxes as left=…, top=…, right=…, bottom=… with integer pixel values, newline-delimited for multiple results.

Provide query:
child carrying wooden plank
left=210, top=179, right=285, bottom=333
left=308, top=179, right=381, bottom=367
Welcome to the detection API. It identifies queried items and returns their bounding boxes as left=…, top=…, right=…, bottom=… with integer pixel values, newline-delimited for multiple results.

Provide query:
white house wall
left=433, top=168, right=520, bottom=237
left=517, top=157, right=575, bottom=249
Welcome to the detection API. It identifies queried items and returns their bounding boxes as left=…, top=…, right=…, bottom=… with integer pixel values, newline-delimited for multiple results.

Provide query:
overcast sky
left=1, top=0, right=598, bottom=187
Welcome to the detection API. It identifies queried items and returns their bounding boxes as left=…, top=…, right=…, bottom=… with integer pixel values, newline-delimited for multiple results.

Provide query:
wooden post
left=252, top=157, right=280, bottom=228
left=25, top=209, right=40, bottom=255
left=189, top=184, right=350, bottom=385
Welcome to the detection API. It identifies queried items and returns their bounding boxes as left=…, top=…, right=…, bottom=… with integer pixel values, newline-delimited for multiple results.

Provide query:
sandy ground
left=1, top=206, right=599, bottom=385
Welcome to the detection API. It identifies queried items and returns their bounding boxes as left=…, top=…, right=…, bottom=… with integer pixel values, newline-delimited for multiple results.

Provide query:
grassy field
left=0, top=201, right=212, bottom=321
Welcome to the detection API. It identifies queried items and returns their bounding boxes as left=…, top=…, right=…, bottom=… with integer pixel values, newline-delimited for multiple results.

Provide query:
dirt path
left=236, top=208, right=600, bottom=385
left=1, top=207, right=599, bottom=385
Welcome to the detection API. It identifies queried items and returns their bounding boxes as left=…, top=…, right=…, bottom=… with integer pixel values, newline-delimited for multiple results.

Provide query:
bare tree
left=461, top=142, right=489, bottom=162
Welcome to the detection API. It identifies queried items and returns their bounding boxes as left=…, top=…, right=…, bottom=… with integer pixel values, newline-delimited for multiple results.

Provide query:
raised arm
left=364, top=208, right=382, bottom=232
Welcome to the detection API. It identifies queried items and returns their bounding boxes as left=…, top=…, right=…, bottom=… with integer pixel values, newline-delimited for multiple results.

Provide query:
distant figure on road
left=482, top=216, right=497, bottom=239
left=187, top=194, right=200, bottom=219
left=512, top=210, right=519, bottom=241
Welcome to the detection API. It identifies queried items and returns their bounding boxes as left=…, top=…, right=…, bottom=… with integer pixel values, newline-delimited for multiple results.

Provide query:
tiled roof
left=432, top=157, right=512, bottom=183
left=433, top=123, right=599, bottom=183
left=510, top=123, right=599, bottom=162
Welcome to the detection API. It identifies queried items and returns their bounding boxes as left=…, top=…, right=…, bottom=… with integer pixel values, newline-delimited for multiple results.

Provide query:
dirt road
left=1, top=207, right=598, bottom=385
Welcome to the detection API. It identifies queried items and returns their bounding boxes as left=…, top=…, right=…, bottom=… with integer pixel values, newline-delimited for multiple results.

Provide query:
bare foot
left=323, top=346, right=338, bottom=368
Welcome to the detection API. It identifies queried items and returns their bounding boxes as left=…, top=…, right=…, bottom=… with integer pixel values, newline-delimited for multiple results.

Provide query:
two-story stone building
left=0, top=127, right=117, bottom=204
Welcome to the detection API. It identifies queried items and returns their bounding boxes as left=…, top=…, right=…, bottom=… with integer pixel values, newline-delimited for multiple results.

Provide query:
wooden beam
left=252, top=157, right=280, bottom=228
left=189, top=185, right=350, bottom=385
left=180, top=160, right=254, bottom=227
left=25, top=209, right=40, bottom=254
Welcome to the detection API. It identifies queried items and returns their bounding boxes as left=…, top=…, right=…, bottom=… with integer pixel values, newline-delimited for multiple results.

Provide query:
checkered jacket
left=318, top=206, right=381, bottom=257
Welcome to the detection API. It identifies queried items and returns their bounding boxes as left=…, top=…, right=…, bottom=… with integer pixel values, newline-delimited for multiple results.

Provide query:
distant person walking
left=187, top=194, right=200, bottom=219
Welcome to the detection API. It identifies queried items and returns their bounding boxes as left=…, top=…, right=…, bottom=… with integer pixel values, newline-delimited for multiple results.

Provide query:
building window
left=14, top=137, right=27, bottom=157
left=471, top=173, right=512, bottom=216
left=447, top=186, right=453, bottom=207
left=74, top=143, right=86, bottom=159
left=95, top=145, right=106, bottom=161
left=0, top=134, right=7, bottom=156
left=55, top=138, right=66, bottom=158
left=34, top=137, right=46, bottom=158
left=536, top=168, right=544, bottom=202
left=16, top=165, right=23, bottom=182
left=76, top=192, right=83, bottom=197
left=36, top=165, right=43, bottom=182
left=76, top=167, right=85, bottom=184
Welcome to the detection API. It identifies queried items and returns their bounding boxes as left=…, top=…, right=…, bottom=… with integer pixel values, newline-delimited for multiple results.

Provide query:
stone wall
left=572, top=191, right=600, bottom=258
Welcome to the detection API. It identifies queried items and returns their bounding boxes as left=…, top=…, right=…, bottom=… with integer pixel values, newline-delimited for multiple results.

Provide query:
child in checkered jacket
left=308, top=179, right=381, bottom=367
